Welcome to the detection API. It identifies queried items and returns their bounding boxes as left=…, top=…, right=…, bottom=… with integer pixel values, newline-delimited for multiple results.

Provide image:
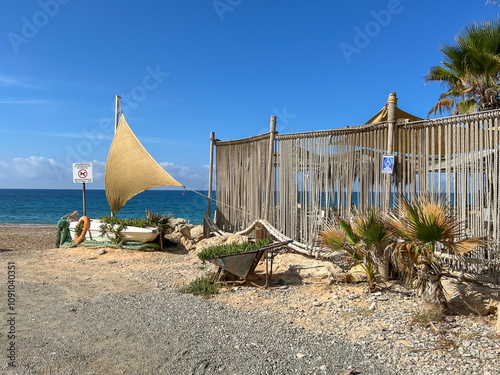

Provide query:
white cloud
left=0, top=157, right=67, bottom=189
left=0, top=99, right=53, bottom=104
left=0, top=74, right=41, bottom=90
left=0, top=157, right=208, bottom=190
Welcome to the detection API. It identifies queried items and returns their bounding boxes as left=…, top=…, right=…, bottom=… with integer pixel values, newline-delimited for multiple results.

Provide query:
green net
left=56, top=219, right=71, bottom=248
left=60, top=239, right=160, bottom=251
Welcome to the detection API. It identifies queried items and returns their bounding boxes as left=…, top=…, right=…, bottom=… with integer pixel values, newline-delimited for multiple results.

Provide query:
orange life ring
left=74, top=216, right=89, bottom=244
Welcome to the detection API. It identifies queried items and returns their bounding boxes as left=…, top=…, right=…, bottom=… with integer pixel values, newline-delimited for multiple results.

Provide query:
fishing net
left=60, top=240, right=160, bottom=251
left=56, top=219, right=71, bottom=248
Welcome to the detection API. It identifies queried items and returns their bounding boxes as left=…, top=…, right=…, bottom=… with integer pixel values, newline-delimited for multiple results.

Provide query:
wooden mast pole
left=111, top=95, right=120, bottom=217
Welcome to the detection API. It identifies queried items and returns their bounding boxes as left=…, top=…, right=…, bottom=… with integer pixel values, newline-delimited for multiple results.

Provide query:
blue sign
left=382, top=155, right=394, bottom=174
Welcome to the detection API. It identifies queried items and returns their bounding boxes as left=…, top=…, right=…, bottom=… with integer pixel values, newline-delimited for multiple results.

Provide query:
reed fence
left=209, top=93, right=500, bottom=278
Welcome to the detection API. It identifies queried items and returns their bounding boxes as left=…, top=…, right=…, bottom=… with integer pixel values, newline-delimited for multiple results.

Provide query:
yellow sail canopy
left=105, top=114, right=182, bottom=216
left=365, top=106, right=423, bottom=124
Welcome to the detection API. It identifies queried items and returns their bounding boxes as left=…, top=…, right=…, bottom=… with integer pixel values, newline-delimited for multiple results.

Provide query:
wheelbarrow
left=208, top=240, right=293, bottom=288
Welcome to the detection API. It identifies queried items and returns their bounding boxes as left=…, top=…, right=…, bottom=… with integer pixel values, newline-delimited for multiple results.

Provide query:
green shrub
left=197, top=238, right=273, bottom=262
left=179, top=274, right=220, bottom=298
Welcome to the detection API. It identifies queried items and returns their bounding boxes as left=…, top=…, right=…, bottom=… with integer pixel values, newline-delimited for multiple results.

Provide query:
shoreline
left=0, top=223, right=57, bottom=228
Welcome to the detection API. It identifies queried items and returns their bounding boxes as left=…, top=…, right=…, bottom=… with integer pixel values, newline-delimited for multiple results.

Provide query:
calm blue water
left=0, top=189, right=216, bottom=225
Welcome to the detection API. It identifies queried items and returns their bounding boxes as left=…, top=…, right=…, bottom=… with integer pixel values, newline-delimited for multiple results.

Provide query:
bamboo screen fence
left=213, top=108, right=500, bottom=277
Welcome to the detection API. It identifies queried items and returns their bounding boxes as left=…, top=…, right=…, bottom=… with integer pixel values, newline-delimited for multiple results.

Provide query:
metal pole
left=208, top=132, right=215, bottom=217
left=82, top=182, right=87, bottom=217
left=384, top=92, right=397, bottom=211
left=265, top=116, right=277, bottom=221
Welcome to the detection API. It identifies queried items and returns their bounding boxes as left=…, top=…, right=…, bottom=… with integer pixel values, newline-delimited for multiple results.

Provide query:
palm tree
left=425, top=19, right=500, bottom=117
left=386, top=194, right=485, bottom=306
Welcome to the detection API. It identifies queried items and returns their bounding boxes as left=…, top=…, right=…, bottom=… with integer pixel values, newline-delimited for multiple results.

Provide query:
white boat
left=68, top=218, right=159, bottom=243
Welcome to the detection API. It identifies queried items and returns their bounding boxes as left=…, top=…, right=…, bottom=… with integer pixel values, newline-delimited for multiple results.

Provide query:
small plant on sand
left=411, top=304, right=445, bottom=325
left=179, top=274, right=220, bottom=298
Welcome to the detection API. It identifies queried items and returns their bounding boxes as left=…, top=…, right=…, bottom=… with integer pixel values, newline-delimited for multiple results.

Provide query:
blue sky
left=0, top=0, right=498, bottom=190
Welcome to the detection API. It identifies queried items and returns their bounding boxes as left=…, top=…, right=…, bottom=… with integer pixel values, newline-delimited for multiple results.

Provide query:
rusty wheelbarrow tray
left=208, top=240, right=293, bottom=288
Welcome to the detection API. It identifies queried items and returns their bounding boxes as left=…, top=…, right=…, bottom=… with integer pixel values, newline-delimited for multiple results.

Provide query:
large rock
left=442, top=278, right=499, bottom=316
left=177, top=236, right=195, bottom=251
left=343, top=264, right=368, bottom=283
left=170, top=218, right=187, bottom=227
left=195, top=236, right=228, bottom=253
left=179, top=225, right=191, bottom=238
left=225, top=234, right=249, bottom=245
left=274, top=253, right=344, bottom=280
left=190, top=225, right=204, bottom=241
left=164, top=231, right=183, bottom=244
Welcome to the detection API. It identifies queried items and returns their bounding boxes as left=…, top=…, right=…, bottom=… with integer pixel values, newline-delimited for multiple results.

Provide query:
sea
left=0, top=189, right=216, bottom=225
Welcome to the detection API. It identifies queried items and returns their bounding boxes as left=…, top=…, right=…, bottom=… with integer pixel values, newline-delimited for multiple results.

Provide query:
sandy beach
left=1, top=224, right=499, bottom=374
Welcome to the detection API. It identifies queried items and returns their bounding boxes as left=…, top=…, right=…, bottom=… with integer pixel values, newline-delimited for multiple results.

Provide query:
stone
left=177, top=236, right=195, bottom=251
left=179, top=225, right=191, bottom=238
left=346, top=264, right=368, bottom=283
left=274, top=253, right=344, bottom=280
left=169, top=218, right=187, bottom=227
left=442, top=279, right=500, bottom=315
left=225, top=234, right=249, bottom=245
left=97, top=249, right=107, bottom=255
left=190, top=225, right=204, bottom=240
left=164, top=231, right=183, bottom=244
left=195, top=236, right=228, bottom=253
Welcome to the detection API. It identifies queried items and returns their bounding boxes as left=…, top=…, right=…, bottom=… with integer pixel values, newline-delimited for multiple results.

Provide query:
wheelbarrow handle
left=260, top=240, right=293, bottom=251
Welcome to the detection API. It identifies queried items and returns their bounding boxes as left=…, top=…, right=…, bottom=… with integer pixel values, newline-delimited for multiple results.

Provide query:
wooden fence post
left=385, top=92, right=397, bottom=212
left=265, top=116, right=277, bottom=222
left=378, top=92, right=397, bottom=282
left=204, top=132, right=216, bottom=238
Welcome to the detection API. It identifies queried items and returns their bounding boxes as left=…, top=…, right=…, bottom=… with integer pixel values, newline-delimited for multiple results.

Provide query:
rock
left=177, top=236, right=195, bottom=251
left=195, top=236, right=228, bottom=253
left=190, top=225, right=204, bottom=240
left=497, top=312, right=500, bottom=333
left=442, top=279, right=500, bottom=315
left=345, top=264, right=368, bottom=283
left=179, top=225, right=191, bottom=238
left=169, top=218, right=187, bottom=227
left=296, top=353, right=306, bottom=359
left=164, top=231, right=183, bottom=244
left=97, top=249, right=107, bottom=255
left=275, top=254, right=344, bottom=280
left=225, top=234, right=248, bottom=245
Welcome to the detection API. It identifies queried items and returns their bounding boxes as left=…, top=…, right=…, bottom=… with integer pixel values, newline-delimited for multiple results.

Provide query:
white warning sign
left=73, top=163, right=93, bottom=183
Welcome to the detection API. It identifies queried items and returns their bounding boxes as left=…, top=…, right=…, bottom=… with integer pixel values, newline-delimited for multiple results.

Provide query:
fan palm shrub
left=386, top=194, right=485, bottom=306
left=319, top=209, right=392, bottom=291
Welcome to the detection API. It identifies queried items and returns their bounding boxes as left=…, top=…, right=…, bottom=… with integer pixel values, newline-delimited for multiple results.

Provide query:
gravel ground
left=0, top=224, right=499, bottom=375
